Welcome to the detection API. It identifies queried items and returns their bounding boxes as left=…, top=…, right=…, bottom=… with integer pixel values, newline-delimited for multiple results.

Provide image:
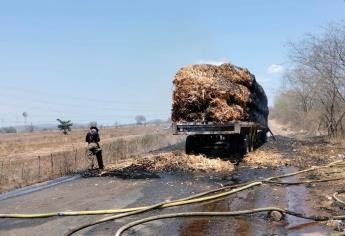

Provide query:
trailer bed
left=172, top=121, right=263, bottom=135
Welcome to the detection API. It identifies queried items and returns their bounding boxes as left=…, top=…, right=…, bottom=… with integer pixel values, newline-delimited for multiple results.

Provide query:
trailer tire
left=185, top=135, right=195, bottom=154
left=238, top=135, right=247, bottom=155
left=245, top=134, right=251, bottom=153
left=256, top=130, right=267, bottom=147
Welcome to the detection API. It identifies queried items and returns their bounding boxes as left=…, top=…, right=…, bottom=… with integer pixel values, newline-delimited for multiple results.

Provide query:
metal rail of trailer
left=172, top=121, right=268, bottom=154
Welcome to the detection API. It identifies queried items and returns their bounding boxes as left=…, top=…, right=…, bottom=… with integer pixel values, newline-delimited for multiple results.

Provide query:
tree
left=56, top=119, right=73, bottom=135
left=135, top=115, right=146, bottom=125
left=274, top=22, right=345, bottom=137
left=22, top=112, right=28, bottom=126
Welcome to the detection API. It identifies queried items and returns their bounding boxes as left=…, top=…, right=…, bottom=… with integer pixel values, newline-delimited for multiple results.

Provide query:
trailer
left=173, top=121, right=268, bottom=155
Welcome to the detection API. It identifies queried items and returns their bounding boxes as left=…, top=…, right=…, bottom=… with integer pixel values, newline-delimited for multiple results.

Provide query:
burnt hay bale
left=172, top=63, right=268, bottom=127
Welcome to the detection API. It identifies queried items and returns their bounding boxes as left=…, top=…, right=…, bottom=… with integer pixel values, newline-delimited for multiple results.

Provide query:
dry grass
left=244, top=120, right=345, bottom=169
left=244, top=135, right=344, bottom=169
left=0, top=125, right=184, bottom=193
left=0, top=124, right=164, bottom=159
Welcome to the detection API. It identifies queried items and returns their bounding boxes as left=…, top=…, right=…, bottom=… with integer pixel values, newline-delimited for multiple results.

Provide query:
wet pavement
left=0, top=164, right=334, bottom=236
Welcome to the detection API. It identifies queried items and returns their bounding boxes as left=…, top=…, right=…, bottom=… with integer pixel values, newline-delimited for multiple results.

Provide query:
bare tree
left=135, top=115, right=146, bottom=125
left=274, top=22, right=345, bottom=137
left=284, top=66, right=316, bottom=113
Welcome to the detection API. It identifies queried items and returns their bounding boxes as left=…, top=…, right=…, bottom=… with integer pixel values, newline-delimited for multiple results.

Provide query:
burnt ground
left=0, top=120, right=345, bottom=236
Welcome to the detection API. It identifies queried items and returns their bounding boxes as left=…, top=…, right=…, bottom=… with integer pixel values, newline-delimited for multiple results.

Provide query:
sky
left=0, top=0, right=344, bottom=126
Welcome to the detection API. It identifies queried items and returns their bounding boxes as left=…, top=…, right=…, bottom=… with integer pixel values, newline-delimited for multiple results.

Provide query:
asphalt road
left=0, top=166, right=332, bottom=236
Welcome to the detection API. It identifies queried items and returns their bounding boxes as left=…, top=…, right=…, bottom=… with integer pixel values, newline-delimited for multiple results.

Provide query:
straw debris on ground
left=84, top=151, right=235, bottom=179
left=244, top=135, right=344, bottom=169
left=139, top=151, right=235, bottom=173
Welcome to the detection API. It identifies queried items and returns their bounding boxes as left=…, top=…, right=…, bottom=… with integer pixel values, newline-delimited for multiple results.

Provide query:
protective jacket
left=85, top=127, right=100, bottom=143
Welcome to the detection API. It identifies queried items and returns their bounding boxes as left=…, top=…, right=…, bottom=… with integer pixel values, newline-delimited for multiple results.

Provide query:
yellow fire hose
left=0, top=181, right=262, bottom=219
left=115, top=208, right=345, bottom=236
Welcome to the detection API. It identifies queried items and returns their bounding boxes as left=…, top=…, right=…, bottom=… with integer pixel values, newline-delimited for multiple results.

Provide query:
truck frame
left=172, top=121, right=268, bottom=155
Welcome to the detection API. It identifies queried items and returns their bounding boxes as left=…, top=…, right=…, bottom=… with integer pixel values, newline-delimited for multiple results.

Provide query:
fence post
left=74, top=149, right=77, bottom=171
left=0, top=161, right=3, bottom=186
left=20, top=161, right=25, bottom=187
left=38, top=156, right=41, bottom=180
left=50, top=153, right=54, bottom=177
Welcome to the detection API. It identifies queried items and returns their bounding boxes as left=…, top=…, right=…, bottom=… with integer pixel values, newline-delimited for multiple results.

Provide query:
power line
left=0, top=101, right=170, bottom=115
left=1, top=90, right=169, bottom=111
left=1, top=85, right=170, bottom=106
left=0, top=85, right=172, bottom=126
left=0, top=115, right=170, bottom=125
left=0, top=113, right=170, bottom=119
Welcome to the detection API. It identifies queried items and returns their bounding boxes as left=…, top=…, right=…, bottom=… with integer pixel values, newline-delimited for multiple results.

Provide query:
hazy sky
left=1, top=0, right=344, bottom=126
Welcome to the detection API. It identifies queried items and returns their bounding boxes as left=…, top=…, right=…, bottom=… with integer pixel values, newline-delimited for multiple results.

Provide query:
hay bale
left=206, top=98, right=245, bottom=122
left=172, top=63, right=268, bottom=126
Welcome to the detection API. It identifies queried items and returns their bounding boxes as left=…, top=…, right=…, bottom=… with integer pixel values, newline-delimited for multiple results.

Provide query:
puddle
left=283, top=167, right=331, bottom=236
left=144, top=166, right=333, bottom=236
left=132, top=168, right=286, bottom=236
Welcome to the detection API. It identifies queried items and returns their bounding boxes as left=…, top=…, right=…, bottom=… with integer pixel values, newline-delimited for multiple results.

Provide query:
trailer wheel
left=193, top=135, right=202, bottom=154
left=185, top=135, right=195, bottom=154
left=229, top=134, right=247, bottom=156
left=245, top=134, right=251, bottom=153
left=257, top=130, right=267, bottom=147
left=253, top=130, right=267, bottom=148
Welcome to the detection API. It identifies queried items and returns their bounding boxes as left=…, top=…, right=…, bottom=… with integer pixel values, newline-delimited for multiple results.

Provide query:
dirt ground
left=0, top=120, right=345, bottom=235
left=0, top=124, right=167, bottom=160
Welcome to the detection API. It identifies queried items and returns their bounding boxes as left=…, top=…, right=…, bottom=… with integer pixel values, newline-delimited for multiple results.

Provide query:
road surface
left=0, top=121, right=339, bottom=236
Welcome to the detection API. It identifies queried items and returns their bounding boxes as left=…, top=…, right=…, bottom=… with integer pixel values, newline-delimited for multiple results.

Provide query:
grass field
left=0, top=124, right=184, bottom=193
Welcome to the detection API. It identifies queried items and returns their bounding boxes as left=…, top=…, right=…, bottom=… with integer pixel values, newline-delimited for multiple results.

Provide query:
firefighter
left=85, top=125, right=104, bottom=169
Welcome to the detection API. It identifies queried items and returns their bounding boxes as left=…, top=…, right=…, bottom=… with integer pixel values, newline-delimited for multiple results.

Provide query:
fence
left=0, top=132, right=184, bottom=193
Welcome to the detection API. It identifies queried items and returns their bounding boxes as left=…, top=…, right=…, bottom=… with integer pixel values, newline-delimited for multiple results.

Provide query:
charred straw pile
left=172, top=63, right=268, bottom=127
